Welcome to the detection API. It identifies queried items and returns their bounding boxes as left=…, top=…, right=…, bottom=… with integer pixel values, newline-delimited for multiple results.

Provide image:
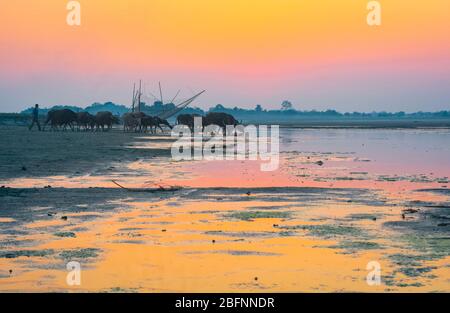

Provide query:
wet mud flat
left=0, top=185, right=449, bottom=292
left=0, top=126, right=174, bottom=180
left=0, top=125, right=449, bottom=292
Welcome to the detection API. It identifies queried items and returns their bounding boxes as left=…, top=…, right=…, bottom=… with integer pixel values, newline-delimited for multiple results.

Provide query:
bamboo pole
left=138, top=80, right=142, bottom=112
left=171, top=89, right=181, bottom=104
left=131, top=83, right=136, bottom=112
left=159, top=81, right=164, bottom=104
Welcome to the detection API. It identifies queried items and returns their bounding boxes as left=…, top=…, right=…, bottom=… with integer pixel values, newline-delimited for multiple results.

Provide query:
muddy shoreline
left=0, top=126, right=175, bottom=180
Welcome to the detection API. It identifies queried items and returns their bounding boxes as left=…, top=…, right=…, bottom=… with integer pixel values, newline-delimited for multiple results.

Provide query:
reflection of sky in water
left=281, top=128, right=450, bottom=176
left=5, top=129, right=450, bottom=190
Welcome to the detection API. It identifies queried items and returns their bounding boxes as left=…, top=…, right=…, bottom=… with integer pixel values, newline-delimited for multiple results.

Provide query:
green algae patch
left=401, top=235, right=450, bottom=260
left=278, top=231, right=296, bottom=237
left=389, top=254, right=423, bottom=267
left=226, top=211, right=291, bottom=221
left=328, top=241, right=383, bottom=252
left=58, top=248, right=101, bottom=260
left=54, top=232, right=76, bottom=238
left=280, top=224, right=364, bottom=239
left=0, top=249, right=56, bottom=259
left=205, top=230, right=285, bottom=238
left=386, top=253, right=440, bottom=287
left=397, top=266, right=437, bottom=278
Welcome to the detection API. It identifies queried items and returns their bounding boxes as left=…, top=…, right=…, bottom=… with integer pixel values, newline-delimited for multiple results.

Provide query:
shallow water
left=0, top=127, right=449, bottom=292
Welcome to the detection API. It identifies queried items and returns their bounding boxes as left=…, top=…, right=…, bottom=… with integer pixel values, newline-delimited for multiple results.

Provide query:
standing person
left=29, top=104, right=41, bottom=131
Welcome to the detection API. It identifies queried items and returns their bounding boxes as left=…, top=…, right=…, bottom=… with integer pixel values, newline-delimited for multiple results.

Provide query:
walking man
left=29, top=104, right=41, bottom=131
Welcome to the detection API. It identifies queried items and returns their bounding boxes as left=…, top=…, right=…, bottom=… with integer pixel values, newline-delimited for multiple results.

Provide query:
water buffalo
left=76, top=112, right=96, bottom=131
left=95, top=111, right=119, bottom=131
left=140, top=115, right=172, bottom=133
left=177, top=114, right=202, bottom=131
left=123, top=112, right=145, bottom=132
left=44, top=109, right=77, bottom=131
left=140, top=115, right=154, bottom=133
left=152, top=116, right=172, bottom=133
left=203, top=112, right=239, bottom=131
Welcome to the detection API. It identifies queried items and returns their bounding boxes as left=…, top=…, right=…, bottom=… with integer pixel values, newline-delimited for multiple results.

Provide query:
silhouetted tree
left=281, top=100, right=293, bottom=110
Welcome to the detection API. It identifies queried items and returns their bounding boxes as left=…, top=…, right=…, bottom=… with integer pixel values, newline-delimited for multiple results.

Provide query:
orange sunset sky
left=0, top=0, right=449, bottom=112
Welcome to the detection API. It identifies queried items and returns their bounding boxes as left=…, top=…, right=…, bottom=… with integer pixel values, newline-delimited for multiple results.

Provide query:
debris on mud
left=112, top=180, right=181, bottom=192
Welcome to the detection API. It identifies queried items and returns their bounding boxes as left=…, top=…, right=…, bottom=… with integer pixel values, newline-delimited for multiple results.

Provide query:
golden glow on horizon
left=1, top=0, right=449, bottom=76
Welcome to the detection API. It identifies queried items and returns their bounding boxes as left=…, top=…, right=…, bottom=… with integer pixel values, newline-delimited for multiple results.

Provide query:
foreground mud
left=0, top=186, right=449, bottom=292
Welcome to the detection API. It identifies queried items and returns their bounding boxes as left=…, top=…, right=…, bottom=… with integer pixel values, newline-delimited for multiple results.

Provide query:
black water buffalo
left=76, top=112, right=96, bottom=131
left=203, top=112, right=239, bottom=131
left=94, top=111, right=119, bottom=131
left=141, top=115, right=172, bottom=133
left=140, top=115, right=154, bottom=133
left=176, top=114, right=203, bottom=131
left=44, top=109, right=77, bottom=131
left=123, top=112, right=145, bottom=132
left=152, top=116, right=172, bottom=133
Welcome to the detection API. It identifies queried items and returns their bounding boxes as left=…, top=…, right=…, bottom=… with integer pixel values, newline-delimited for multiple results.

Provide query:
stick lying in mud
left=111, top=180, right=181, bottom=192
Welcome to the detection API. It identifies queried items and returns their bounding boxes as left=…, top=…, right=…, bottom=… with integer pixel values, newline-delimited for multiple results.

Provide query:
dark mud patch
left=69, top=227, right=89, bottom=232
left=114, top=232, right=144, bottom=238
left=346, top=213, right=381, bottom=221
left=333, top=176, right=367, bottom=181
left=416, top=188, right=450, bottom=196
left=0, top=239, right=36, bottom=248
left=0, top=187, right=27, bottom=198
left=0, top=187, right=177, bottom=233
left=118, top=227, right=145, bottom=232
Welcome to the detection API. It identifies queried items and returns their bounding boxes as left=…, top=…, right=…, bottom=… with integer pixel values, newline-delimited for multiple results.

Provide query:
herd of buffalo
left=43, top=109, right=239, bottom=133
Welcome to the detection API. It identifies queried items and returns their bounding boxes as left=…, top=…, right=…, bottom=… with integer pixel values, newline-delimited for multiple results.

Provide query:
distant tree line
left=19, top=101, right=450, bottom=120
